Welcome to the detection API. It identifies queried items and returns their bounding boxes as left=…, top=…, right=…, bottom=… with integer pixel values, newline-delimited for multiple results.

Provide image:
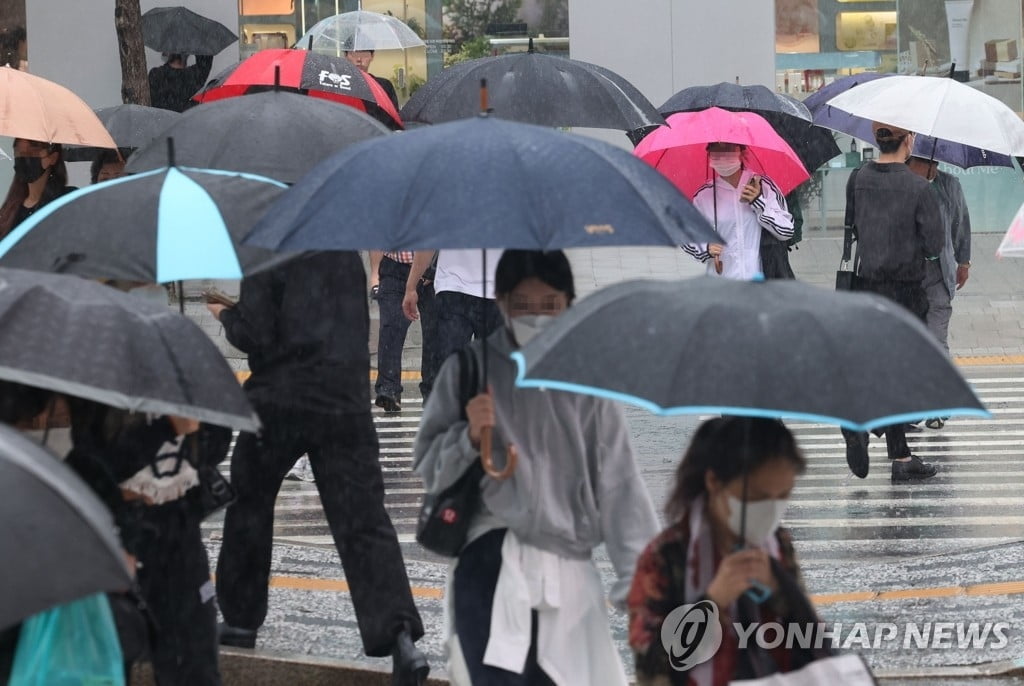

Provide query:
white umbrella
left=297, top=11, right=426, bottom=52
left=823, top=75, right=1024, bottom=156
left=997, top=201, right=1024, bottom=258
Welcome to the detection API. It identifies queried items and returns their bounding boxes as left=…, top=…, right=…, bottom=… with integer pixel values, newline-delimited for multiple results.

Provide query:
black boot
left=392, top=629, right=429, bottom=686
left=217, top=622, right=257, bottom=649
left=843, top=430, right=869, bottom=478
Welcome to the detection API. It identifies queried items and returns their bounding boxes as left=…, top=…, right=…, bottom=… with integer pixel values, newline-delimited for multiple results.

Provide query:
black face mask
left=13, top=156, right=47, bottom=183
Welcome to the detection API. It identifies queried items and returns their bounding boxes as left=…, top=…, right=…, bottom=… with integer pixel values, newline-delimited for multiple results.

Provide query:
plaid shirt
left=383, top=251, right=415, bottom=264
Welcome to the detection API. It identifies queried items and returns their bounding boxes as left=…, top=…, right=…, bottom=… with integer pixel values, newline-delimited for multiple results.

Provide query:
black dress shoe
left=392, top=630, right=429, bottom=686
left=844, top=431, right=869, bottom=478
left=217, top=622, right=257, bottom=649
left=891, top=455, right=937, bottom=482
left=376, top=395, right=402, bottom=413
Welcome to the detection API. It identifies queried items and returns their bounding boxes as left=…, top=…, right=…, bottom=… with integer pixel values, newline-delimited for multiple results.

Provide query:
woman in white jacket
left=413, top=250, right=659, bottom=686
left=683, top=142, right=795, bottom=280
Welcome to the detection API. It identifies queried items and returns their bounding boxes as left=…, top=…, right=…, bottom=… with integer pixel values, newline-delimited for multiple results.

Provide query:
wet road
left=202, top=363, right=1024, bottom=679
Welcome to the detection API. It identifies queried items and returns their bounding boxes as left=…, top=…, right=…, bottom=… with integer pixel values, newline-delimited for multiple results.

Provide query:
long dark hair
left=665, top=416, right=806, bottom=523
left=0, top=139, right=69, bottom=238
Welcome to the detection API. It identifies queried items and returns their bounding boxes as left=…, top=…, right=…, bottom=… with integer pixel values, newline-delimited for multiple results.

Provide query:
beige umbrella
left=0, top=66, right=117, bottom=148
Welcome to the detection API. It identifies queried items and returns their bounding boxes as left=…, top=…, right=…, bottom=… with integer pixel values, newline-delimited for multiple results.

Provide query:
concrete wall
left=568, top=0, right=777, bottom=113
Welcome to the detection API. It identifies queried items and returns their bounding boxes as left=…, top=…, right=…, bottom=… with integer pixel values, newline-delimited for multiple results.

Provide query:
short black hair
left=494, top=250, right=575, bottom=302
left=874, top=128, right=908, bottom=154
left=90, top=148, right=131, bottom=184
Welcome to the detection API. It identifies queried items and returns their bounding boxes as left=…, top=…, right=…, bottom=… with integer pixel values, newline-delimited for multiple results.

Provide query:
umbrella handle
left=480, top=426, right=517, bottom=480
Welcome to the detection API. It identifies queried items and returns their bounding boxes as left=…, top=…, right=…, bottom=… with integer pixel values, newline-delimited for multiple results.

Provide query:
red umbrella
left=634, top=108, right=809, bottom=197
left=192, top=49, right=402, bottom=129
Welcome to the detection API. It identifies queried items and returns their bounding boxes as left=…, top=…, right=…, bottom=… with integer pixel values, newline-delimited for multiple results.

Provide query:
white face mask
left=726, top=495, right=788, bottom=545
left=508, top=314, right=555, bottom=347
left=709, top=153, right=742, bottom=177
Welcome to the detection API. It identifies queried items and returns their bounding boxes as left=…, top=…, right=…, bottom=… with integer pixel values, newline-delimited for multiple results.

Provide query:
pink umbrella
left=996, top=200, right=1024, bottom=258
left=634, top=107, right=809, bottom=198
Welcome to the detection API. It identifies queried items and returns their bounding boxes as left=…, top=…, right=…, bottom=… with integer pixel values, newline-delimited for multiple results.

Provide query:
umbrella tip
left=528, top=36, right=534, bottom=53
left=166, top=137, right=176, bottom=168
left=274, top=64, right=281, bottom=90
left=308, top=35, right=314, bottom=51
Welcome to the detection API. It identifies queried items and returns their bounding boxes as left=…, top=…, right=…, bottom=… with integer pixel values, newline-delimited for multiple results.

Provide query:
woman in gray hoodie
left=413, top=250, right=660, bottom=686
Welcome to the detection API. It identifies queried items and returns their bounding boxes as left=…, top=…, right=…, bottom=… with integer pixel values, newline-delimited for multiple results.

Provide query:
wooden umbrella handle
left=479, top=426, right=517, bottom=480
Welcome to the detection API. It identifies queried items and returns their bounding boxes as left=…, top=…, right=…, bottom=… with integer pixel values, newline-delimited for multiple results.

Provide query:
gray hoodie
left=413, top=327, right=660, bottom=605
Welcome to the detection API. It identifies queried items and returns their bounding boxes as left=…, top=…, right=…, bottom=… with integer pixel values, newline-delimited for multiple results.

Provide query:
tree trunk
left=114, top=0, right=150, bottom=105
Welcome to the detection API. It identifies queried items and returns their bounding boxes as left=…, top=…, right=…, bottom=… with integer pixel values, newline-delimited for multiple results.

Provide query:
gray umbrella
left=512, top=277, right=988, bottom=431
left=63, top=105, right=180, bottom=162
left=0, top=268, right=259, bottom=432
left=141, top=6, right=237, bottom=56
left=125, top=90, right=389, bottom=184
left=0, top=424, right=131, bottom=629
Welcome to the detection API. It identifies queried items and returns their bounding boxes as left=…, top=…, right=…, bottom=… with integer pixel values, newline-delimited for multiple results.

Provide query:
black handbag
left=415, top=346, right=484, bottom=557
left=836, top=225, right=859, bottom=291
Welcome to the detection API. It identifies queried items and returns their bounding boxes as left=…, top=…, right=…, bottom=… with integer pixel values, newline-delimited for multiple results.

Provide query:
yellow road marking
left=263, top=575, right=1024, bottom=606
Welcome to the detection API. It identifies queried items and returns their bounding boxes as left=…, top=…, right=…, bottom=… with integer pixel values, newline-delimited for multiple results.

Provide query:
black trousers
left=841, top=276, right=928, bottom=460
left=375, top=256, right=437, bottom=400
left=429, top=291, right=502, bottom=395
left=215, top=406, right=424, bottom=656
left=133, top=500, right=221, bottom=686
left=453, top=530, right=555, bottom=685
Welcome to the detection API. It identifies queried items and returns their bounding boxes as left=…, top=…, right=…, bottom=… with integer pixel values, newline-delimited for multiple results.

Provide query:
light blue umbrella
left=0, top=160, right=289, bottom=285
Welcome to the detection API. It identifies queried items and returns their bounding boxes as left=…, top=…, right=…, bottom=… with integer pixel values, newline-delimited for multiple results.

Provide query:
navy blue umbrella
left=805, top=73, right=1013, bottom=169
left=243, top=114, right=721, bottom=253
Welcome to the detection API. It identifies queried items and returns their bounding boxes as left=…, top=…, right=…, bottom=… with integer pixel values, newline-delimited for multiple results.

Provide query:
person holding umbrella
left=841, top=122, right=944, bottom=481
left=628, top=417, right=830, bottom=684
left=149, top=53, right=214, bottom=112
left=682, top=142, right=794, bottom=279
left=414, top=250, right=659, bottom=686
left=0, top=138, right=73, bottom=239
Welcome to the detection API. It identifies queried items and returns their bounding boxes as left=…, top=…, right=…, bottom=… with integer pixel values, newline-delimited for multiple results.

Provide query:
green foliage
left=444, top=36, right=491, bottom=67
left=442, top=0, right=523, bottom=43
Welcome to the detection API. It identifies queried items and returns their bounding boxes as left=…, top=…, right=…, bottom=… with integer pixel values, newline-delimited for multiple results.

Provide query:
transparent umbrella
left=297, top=11, right=426, bottom=53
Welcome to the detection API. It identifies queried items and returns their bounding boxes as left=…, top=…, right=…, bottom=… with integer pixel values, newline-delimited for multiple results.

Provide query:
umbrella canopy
left=655, top=82, right=841, bottom=174
left=805, top=73, right=1013, bottom=169
left=141, top=6, right=237, bottom=56
left=63, top=104, right=180, bottom=162
left=243, top=114, right=721, bottom=253
left=0, top=67, right=117, bottom=148
left=0, top=268, right=259, bottom=430
left=512, top=277, right=988, bottom=431
left=400, top=44, right=664, bottom=133
left=822, top=75, right=1024, bottom=156
left=635, top=108, right=810, bottom=198
left=997, top=201, right=1024, bottom=258
left=0, top=424, right=131, bottom=630
left=192, top=48, right=402, bottom=129
left=125, top=90, right=389, bottom=183
left=298, top=11, right=426, bottom=52
left=0, top=161, right=288, bottom=283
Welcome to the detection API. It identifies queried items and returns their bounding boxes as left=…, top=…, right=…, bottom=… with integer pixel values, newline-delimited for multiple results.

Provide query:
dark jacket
left=148, top=55, right=214, bottom=112
left=219, top=251, right=371, bottom=415
left=845, top=162, right=944, bottom=283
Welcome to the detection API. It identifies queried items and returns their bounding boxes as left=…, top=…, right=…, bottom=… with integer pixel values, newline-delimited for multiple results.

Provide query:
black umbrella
left=244, top=114, right=720, bottom=253
left=653, top=82, right=841, bottom=173
left=0, top=424, right=132, bottom=629
left=141, top=6, right=237, bottom=56
left=399, top=40, right=664, bottom=135
left=513, top=277, right=987, bottom=431
left=0, top=268, right=259, bottom=431
left=63, top=104, right=180, bottom=162
left=0, top=152, right=288, bottom=284
left=125, top=90, right=390, bottom=184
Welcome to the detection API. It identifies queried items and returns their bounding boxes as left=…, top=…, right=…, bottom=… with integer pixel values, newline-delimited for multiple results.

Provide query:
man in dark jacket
left=842, top=122, right=945, bottom=483
left=208, top=252, right=428, bottom=684
left=149, top=53, right=213, bottom=112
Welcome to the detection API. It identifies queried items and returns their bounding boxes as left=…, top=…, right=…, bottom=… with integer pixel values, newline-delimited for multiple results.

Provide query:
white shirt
left=433, top=249, right=502, bottom=299
left=684, top=170, right=794, bottom=280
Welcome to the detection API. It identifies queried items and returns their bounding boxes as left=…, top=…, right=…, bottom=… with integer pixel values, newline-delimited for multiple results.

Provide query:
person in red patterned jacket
left=628, top=417, right=832, bottom=685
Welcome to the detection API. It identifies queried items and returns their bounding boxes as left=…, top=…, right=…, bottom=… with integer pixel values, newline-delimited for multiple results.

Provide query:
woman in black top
left=0, top=138, right=72, bottom=239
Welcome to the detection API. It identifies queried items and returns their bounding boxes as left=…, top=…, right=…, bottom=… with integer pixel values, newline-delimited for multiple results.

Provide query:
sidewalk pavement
left=186, top=231, right=1024, bottom=369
